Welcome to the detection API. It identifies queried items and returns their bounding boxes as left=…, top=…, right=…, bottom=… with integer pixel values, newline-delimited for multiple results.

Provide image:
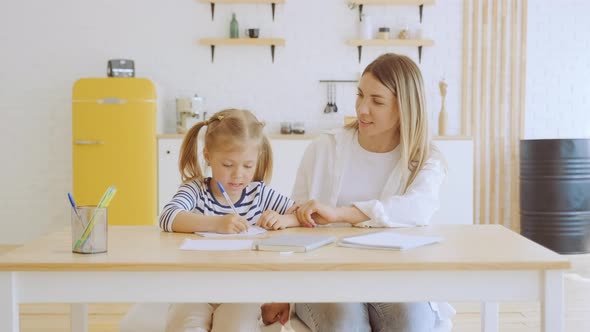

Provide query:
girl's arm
left=172, top=211, right=248, bottom=233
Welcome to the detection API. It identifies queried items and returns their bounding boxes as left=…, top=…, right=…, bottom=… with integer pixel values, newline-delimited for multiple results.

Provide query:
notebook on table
left=338, top=231, right=443, bottom=251
left=253, top=234, right=336, bottom=253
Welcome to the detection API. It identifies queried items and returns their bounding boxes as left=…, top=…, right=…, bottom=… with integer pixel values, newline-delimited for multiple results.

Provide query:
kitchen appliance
left=107, top=59, right=135, bottom=77
left=72, top=78, right=157, bottom=225
left=176, top=94, right=206, bottom=133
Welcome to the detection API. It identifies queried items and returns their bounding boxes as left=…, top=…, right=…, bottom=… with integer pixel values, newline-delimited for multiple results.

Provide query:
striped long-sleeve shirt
left=159, top=178, right=294, bottom=232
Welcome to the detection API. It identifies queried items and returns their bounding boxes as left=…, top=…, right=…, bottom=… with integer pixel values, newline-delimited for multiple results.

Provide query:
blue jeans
left=295, top=302, right=436, bottom=332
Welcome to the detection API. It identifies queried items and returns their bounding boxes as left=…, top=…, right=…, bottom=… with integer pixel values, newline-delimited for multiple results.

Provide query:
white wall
left=525, top=0, right=590, bottom=139
left=0, top=0, right=463, bottom=244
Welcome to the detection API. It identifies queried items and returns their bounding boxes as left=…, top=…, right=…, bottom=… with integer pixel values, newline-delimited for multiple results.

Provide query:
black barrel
left=520, top=139, right=590, bottom=254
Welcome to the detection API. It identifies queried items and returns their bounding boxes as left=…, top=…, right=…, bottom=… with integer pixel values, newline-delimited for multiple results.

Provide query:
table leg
left=481, top=302, right=499, bottom=332
left=0, top=272, right=19, bottom=332
left=71, top=303, right=88, bottom=332
left=542, top=270, right=564, bottom=332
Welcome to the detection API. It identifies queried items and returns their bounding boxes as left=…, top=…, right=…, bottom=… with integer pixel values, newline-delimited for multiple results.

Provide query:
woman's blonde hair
left=179, top=109, right=273, bottom=184
left=346, top=53, right=433, bottom=191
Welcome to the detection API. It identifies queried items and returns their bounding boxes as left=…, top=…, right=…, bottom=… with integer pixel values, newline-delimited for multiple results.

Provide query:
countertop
left=158, top=133, right=472, bottom=141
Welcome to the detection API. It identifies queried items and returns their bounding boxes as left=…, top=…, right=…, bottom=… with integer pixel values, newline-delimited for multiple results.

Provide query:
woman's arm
left=353, top=157, right=446, bottom=227
left=295, top=156, right=445, bottom=227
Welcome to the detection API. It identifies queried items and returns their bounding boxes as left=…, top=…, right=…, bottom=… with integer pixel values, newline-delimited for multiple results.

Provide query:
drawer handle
left=74, top=140, right=104, bottom=145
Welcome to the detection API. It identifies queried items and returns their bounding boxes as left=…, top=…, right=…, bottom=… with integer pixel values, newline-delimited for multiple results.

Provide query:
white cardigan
left=292, top=128, right=446, bottom=227
left=290, top=128, right=456, bottom=326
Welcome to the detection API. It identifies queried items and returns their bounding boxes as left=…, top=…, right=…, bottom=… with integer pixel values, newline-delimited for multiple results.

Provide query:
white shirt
left=292, top=128, right=447, bottom=227
left=337, top=133, right=400, bottom=207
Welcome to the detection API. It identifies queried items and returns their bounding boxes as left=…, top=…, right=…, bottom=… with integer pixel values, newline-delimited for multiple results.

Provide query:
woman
left=262, top=53, right=454, bottom=332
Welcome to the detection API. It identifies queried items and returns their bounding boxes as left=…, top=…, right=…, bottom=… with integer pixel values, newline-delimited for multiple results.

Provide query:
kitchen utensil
left=332, top=84, right=338, bottom=113
left=324, top=83, right=332, bottom=113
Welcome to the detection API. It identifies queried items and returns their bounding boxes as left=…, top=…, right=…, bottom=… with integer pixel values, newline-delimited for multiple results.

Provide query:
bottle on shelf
left=359, top=14, right=372, bottom=39
left=230, top=13, right=239, bottom=39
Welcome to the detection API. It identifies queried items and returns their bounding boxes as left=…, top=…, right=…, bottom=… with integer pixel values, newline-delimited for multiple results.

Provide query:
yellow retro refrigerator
left=72, top=78, right=157, bottom=225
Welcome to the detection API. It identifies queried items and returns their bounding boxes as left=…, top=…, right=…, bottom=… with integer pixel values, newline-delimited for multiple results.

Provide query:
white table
left=0, top=225, right=570, bottom=332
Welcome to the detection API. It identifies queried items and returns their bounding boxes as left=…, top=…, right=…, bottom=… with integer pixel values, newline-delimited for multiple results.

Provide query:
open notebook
left=338, top=231, right=443, bottom=250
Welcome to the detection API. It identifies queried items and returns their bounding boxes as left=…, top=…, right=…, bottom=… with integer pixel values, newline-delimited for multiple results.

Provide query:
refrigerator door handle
left=74, top=140, right=105, bottom=145
left=98, top=98, right=126, bottom=104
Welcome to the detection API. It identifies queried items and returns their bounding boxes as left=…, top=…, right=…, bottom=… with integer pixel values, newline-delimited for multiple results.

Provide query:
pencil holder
left=71, top=206, right=108, bottom=254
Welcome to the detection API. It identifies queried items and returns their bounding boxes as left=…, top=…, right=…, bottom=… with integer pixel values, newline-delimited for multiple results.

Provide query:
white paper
left=179, top=239, right=254, bottom=251
left=195, top=225, right=267, bottom=238
left=338, top=231, right=443, bottom=250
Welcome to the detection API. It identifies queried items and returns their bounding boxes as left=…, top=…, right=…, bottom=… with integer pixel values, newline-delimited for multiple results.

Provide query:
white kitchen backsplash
left=8, top=0, right=590, bottom=243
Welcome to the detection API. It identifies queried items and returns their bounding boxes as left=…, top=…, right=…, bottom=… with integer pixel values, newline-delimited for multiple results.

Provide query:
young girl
left=160, top=109, right=300, bottom=332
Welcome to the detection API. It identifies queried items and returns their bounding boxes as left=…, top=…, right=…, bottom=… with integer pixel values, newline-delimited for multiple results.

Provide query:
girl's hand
left=285, top=202, right=301, bottom=214
left=216, top=214, right=249, bottom=234
left=261, top=303, right=290, bottom=325
left=256, top=210, right=281, bottom=230
left=296, top=200, right=340, bottom=227
left=257, top=211, right=300, bottom=230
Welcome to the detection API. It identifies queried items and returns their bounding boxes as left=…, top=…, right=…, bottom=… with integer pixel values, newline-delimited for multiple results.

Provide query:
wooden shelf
left=199, top=0, right=284, bottom=3
left=352, top=0, right=434, bottom=5
left=351, top=0, right=435, bottom=22
left=346, top=39, right=434, bottom=63
left=199, top=38, right=285, bottom=63
left=200, top=38, right=285, bottom=46
left=198, top=0, right=284, bottom=21
left=347, top=39, right=434, bottom=47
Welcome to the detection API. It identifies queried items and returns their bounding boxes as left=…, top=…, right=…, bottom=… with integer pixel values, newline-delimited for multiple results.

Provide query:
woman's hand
left=261, top=302, right=290, bottom=325
left=215, top=214, right=249, bottom=234
left=295, top=200, right=340, bottom=227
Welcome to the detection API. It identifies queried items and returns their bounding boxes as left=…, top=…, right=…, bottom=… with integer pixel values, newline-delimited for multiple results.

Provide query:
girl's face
left=355, top=72, right=401, bottom=140
left=204, top=141, right=259, bottom=199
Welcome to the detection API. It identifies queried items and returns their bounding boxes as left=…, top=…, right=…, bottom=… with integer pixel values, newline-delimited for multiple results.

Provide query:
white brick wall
left=0, top=0, right=463, bottom=244
left=525, top=0, right=590, bottom=139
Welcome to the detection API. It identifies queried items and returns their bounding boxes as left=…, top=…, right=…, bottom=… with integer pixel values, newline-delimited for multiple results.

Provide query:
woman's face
left=355, top=72, right=400, bottom=139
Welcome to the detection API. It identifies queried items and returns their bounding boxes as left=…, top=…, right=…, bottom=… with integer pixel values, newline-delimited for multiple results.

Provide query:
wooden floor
left=2, top=247, right=590, bottom=332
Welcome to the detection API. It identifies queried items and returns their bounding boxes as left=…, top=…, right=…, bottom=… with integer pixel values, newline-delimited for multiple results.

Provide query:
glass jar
left=280, top=122, right=292, bottom=134
left=292, top=122, right=305, bottom=135
left=377, top=27, right=390, bottom=40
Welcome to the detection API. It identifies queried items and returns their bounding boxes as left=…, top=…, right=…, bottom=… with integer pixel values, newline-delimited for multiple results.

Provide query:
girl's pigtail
left=179, top=121, right=206, bottom=182
left=255, top=135, right=273, bottom=183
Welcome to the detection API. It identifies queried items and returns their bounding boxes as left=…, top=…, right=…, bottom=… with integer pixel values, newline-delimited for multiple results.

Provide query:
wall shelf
left=199, top=38, right=285, bottom=63
left=346, top=39, right=434, bottom=63
left=199, top=0, right=285, bottom=21
left=350, top=0, right=436, bottom=22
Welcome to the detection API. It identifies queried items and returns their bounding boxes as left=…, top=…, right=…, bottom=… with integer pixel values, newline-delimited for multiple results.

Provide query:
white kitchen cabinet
left=268, top=137, right=312, bottom=196
left=431, top=139, right=473, bottom=225
left=157, top=135, right=473, bottom=224
left=158, top=138, right=183, bottom=213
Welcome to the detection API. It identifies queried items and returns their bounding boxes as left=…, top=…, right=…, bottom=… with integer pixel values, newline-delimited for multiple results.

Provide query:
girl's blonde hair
left=346, top=53, right=433, bottom=192
left=179, top=109, right=273, bottom=184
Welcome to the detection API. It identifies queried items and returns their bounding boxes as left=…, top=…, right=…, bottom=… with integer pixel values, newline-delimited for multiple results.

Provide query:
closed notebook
left=338, top=231, right=443, bottom=251
left=253, top=234, right=336, bottom=253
